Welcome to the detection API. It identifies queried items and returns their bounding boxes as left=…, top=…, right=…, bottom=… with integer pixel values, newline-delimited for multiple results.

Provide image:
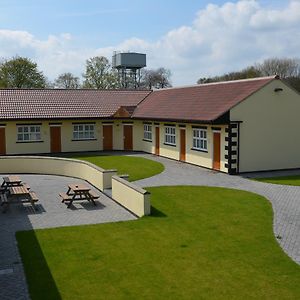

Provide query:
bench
left=29, top=191, right=39, bottom=202
left=23, top=183, right=31, bottom=191
left=59, top=192, right=70, bottom=202
left=89, top=190, right=100, bottom=199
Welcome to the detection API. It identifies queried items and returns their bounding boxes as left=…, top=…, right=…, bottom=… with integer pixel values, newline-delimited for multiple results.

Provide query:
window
left=164, top=126, right=176, bottom=146
left=143, top=124, right=152, bottom=141
left=193, top=128, right=207, bottom=151
left=73, top=124, right=95, bottom=140
left=17, top=125, right=41, bottom=142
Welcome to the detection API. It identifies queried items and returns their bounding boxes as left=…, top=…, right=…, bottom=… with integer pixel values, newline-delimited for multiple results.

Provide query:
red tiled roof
left=132, top=76, right=278, bottom=122
left=0, top=89, right=151, bottom=120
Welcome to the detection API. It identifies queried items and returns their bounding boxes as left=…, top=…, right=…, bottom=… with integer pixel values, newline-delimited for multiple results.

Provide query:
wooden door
left=103, top=125, right=113, bottom=150
left=123, top=125, right=133, bottom=151
left=50, top=126, right=61, bottom=153
left=0, top=127, right=6, bottom=155
left=213, top=132, right=221, bottom=170
left=155, top=127, right=160, bottom=155
left=180, top=129, right=186, bottom=161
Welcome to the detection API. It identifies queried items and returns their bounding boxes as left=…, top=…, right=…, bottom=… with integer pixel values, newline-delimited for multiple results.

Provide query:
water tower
left=112, top=52, right=146, bottom=89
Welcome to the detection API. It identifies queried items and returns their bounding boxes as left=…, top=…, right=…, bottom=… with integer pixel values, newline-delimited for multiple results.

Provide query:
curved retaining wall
left=0, top=156, right=117, bottom=191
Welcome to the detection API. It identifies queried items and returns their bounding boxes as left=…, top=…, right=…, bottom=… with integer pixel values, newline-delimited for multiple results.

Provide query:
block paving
left=2, top=154, right=300, bottom=299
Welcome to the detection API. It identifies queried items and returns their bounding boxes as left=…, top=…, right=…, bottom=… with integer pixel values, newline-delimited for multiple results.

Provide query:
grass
left=255, top=175, right=300, bottom=186
left=68, top=154, right=164, bottom=181
left=16, top=186, right=300, bottom=299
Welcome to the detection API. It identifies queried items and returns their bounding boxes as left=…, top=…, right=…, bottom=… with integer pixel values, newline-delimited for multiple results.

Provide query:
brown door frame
left=102, top=124, right=113, bottom=151
left=0, top=126, right=6, bottom=155
left=213, top=131, right=221, bottom=170
left=50, top=125, right=62, bottom=153
left=155, top=126, right=160, bottom=155
left=179, top=128, right=186, bottom=161
left=123, top=124, right=133, bottom=151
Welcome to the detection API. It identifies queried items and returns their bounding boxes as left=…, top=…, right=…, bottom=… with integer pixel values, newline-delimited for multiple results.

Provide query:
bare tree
left=256, top=57, right=300, bottom=78
left=141, top=67, right=172, bottom=89
left=54, top=72, right=80, bottom=89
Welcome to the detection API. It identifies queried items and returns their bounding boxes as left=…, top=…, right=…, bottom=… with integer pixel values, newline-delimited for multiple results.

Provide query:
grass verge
left=69, top=154, right=164, bottom=181
left=255, top=175, right=300, bottom=186
left=17, top=186, right=300, bottom=299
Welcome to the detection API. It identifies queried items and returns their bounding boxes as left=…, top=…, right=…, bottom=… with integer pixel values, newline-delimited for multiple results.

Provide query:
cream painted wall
left=185, top=125, right=227, bottom=172
left=136, top=121, right=228, bottom=172
left=112, top=175, right=151, bottom=217
left=62, top=120, right=102, bottom=152
left=6, top=121, right=50, bottom=154
left=0, top=156, right=111, bottom=191
left=230, top=80, right=300, bottom=172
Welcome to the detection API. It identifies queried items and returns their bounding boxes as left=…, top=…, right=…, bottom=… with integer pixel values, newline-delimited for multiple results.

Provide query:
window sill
left=143, top=139, right=152, bottom=143
left=191, top=148, right=208, bottom=153
left=16, top=140, right=44, bottom=144
left=164, top=143, right=176, bottom=147
left=71, top=139, right=97, bottom=142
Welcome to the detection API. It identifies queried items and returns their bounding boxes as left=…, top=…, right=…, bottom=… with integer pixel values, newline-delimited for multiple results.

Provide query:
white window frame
left=73, top=124, right=95, bottom=140
left=164, top=126, right=176, bottom=146
left=192, top=128, right=207, bottom=151
left=143, top=124, right=152, bottom=141
left=17, top=125, right=42, bottom=142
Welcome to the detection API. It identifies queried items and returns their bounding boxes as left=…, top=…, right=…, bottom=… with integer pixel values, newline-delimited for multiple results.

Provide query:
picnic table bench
left=1, top=176, right=38, bottom=212
left=59, top=183, right=99, bottom=208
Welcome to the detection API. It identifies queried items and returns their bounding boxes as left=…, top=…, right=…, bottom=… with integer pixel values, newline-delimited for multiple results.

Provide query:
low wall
left=111, top=175, right=151, bottom=217
left=0, top=156, right=117, bottom=191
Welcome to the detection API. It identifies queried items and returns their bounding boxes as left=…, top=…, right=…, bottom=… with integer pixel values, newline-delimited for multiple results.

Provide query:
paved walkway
left=0, top=174, right=136, bottom=300
left=133, top=154, right=300, bottom=265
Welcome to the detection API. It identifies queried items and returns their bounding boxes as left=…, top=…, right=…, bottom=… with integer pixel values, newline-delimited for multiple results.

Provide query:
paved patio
left=0, top=174, right=136, bottom=300
left=2, top=153, right=300, bottom=299
left=133, top=153, right=300, bottom=266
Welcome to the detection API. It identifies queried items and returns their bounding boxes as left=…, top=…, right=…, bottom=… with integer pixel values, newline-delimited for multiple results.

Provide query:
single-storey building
left=0, top=75, right=299, bottom=174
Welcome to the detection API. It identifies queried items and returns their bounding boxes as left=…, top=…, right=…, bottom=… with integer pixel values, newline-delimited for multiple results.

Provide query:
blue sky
left=0, top=0, right=298, bottom=85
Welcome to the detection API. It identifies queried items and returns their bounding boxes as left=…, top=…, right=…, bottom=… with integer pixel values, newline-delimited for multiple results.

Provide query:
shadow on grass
left=150, top=206, right=167, bottom=218
left=16, top=230, right=62, bottom=300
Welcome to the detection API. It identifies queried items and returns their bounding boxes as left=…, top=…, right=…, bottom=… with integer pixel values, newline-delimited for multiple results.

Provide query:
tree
left=82, top=56, right=119, bottom=89
left=54, top=72, right=80, bottom=89
left=256, top=57, right=300, bottom=78
left=141, top=67, right=172, bottom=89
left=0, top=56, right=46, bottom=88
left=197, top=66, right=262, bottom=84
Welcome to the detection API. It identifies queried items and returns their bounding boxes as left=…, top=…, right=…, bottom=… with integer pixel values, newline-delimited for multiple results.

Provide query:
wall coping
left=0, top=155, right=117, bottom=174
left=112, top=175, right=149, bottom=195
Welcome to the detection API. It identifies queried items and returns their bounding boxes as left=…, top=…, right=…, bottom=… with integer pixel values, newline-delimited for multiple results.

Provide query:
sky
left=0, top=0, right=299, bottom=86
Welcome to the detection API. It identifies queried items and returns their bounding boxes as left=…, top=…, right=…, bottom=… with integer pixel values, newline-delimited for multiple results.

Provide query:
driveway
left=133, top=153, right=300, bottom=265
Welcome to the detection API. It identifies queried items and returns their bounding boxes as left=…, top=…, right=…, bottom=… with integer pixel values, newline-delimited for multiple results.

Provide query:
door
left=213, top=132, right=221, bottom=170
left=50, top=126, right=61, bottom=153
left=155, top=127, right=160, bottom=155
left=180, top=129, right=186, bottom=161
left=123, top=125, right=133, bottom=151
left=103, top=125, right=113, bottom=150
left=0, top=127, right=6, bottom=155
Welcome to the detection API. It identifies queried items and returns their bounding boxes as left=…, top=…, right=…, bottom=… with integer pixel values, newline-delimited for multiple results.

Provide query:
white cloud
left=1, top=0, right=300, bottom=85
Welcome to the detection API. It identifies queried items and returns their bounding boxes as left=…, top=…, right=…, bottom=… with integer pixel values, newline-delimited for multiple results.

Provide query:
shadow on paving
left=0, top=200, right=61, bottom=299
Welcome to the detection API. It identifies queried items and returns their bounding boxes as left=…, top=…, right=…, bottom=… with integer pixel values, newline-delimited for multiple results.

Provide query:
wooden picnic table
left=1, top=176, right=23, bottom=193
left=9, top=185, right=30, bottom=195
left=1, top=182, right=38, bottom=213
left=60, top=183, right=99, bottom=208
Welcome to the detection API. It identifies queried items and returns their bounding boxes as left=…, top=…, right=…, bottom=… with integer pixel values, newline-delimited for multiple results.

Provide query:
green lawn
left=69, top=155, right=164, bottom=181
left=255, top=175, right=300, bottom=186
left=17, top=186, right=300, bottom=299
